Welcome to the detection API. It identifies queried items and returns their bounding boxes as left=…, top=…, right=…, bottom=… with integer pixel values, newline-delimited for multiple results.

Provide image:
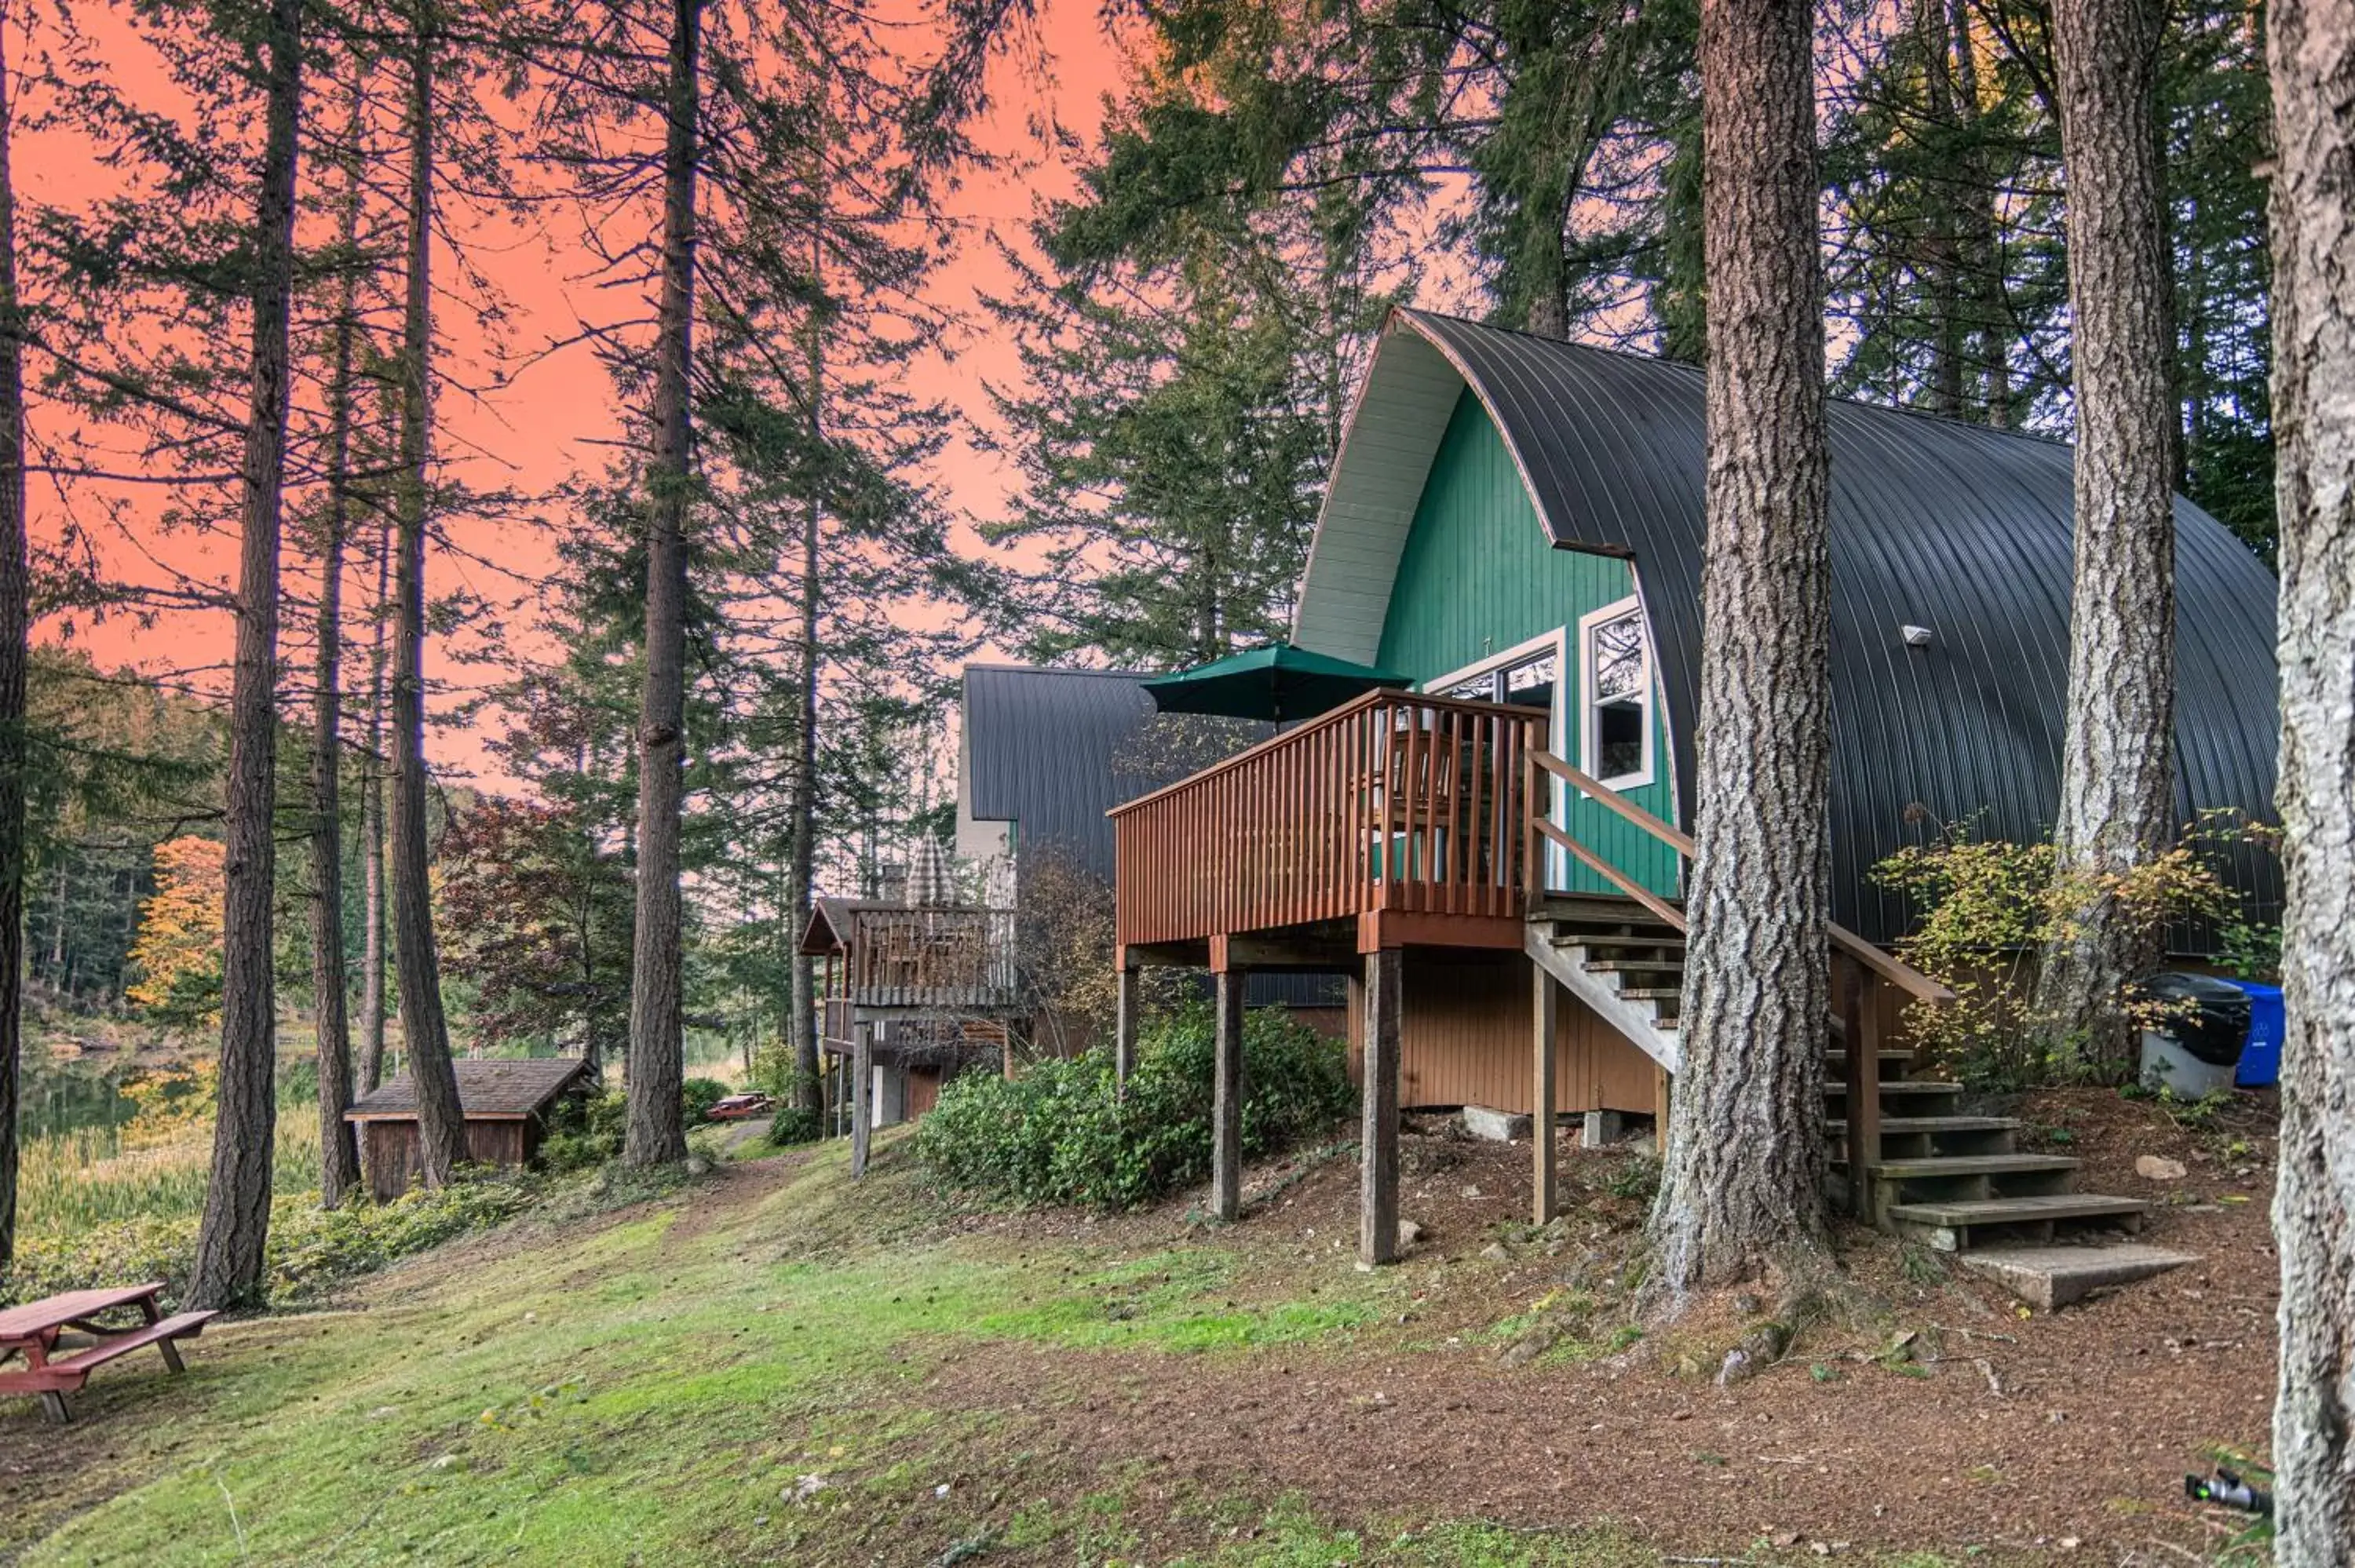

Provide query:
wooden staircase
left=1526, top=897, right=2150, bottom=1253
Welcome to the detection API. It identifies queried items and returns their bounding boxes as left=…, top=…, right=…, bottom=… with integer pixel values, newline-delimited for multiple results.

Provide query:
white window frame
left=1578, top=595, right=1655, bottom=793
left=1426, top=628, right=1566, bottom=716
left=1426, top=629, right=1571, bottom=886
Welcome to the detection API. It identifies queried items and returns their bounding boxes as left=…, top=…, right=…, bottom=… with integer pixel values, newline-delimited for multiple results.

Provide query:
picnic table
left=0, top=1283, right=216, bottom=1423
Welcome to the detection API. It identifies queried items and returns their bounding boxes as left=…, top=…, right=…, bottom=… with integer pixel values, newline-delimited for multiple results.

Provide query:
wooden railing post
left=1839, top=954, right=1882, bottom=1220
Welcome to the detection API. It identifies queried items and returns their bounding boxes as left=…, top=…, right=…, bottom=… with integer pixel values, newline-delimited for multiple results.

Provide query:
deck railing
left=844, top=906, right=1020, bottom=1010
left=1111, top=689, right=1548, bottom=949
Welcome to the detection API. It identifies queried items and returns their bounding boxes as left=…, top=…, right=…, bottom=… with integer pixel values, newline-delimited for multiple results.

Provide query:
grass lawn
left=0, top=1121, right=2266, bottom=1567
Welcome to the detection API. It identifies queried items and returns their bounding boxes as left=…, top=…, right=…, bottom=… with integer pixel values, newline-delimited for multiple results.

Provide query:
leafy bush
left=538, top=1088, right=626, bottom=1172
left=915, top=1004, right=1354, bottom=1210
left=681, top=1077, right=731, bottom=1125
left=1872, top=819, right=2255, bottom=1088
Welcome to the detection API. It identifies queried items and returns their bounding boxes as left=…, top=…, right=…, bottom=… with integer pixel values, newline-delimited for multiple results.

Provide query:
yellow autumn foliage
left=126, top=834, right=226, bottom=1030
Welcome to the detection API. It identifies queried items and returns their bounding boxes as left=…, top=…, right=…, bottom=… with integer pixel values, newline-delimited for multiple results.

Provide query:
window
left=1436, top=645, right=1557, bottom=711
left=1580, top=598, right=1652, bottom=789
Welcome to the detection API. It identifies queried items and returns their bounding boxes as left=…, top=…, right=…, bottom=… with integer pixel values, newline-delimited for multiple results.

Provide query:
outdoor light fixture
left=1901, top=625, right=1933, bottom=647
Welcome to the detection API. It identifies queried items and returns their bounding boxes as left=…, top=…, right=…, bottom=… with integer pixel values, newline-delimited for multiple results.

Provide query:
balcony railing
left=842, top=906, right=1020, bottom=1011
left=1111, top=689, right=1548, bottom=948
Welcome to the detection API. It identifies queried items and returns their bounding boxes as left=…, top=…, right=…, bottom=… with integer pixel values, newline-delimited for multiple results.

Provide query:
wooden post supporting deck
left=1211, top=967, right=1245, bottom=1221
left=1114, top=964, right=1140, bottom=1092
left=850, top=1022, right=873, bottom=1179
left=1532, top=962, right=1558, bottom=1225
left=1360, top=946, right=1402, bottom=1267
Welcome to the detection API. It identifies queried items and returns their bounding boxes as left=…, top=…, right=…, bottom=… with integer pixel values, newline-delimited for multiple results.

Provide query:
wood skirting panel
left=1345, top=949, right=1655, bottom=1116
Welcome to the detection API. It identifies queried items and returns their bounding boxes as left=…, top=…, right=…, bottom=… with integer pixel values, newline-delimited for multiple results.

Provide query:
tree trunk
left=0, top=9, right=29, bottom=1274
left=623, top=0, right=701, bottom=1167
left=1648, top=0, right=1832, bottom=1297
left=787, top=199, right=823, bottom=1125
left=1918, top=0, right=1965, bottom=418
left=389, top=16, right=468, bottom=1183
left=190, top=0, right=302, bottom=1309
left=309, top=74, right=365, bottom=1209
left=1948, top=0, right=2012, bottom=428
left=359, top=485, right=390, bottom=1092
left=2032, top=0, right=2176, bottom=1073
left=2265, top=6, right=2355, bottom=1556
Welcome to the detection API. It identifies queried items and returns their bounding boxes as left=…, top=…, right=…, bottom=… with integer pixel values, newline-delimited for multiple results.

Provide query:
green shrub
left=538, top=1088, right=626, bottom=1172
left=915, top=1004, right=1354, bottom=1210
left=681, top=1077, right=731, bottom=1125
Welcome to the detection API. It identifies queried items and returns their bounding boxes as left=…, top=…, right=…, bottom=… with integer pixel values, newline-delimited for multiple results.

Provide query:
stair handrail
left=1527, top=744, right=1957, bottom=1216
left=1525, top=747, right=1953, bottom=1004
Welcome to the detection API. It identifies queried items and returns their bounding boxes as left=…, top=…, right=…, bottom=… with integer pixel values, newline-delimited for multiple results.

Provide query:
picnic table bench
left=0, top=1283, right=216, bottom=1423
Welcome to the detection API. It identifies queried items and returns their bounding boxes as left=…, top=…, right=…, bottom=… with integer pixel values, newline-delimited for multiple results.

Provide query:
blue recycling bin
left=2225, top=979, right=2284, bottom=1087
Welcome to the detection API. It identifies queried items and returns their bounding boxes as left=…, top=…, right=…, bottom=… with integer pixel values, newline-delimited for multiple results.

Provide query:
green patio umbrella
left=1140, top=642, right=1411, bottom=722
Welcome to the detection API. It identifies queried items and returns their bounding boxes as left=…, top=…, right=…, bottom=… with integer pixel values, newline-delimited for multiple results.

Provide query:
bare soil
left=888, top=1088, right=2283, bottom=1562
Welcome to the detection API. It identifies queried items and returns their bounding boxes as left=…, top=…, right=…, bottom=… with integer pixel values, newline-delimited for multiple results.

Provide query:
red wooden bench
left=0, top=1283, right=217, bottom=1423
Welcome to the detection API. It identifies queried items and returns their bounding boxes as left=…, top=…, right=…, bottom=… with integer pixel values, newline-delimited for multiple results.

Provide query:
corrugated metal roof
left=1298, top=310, right=2281, bottom=942
left=347, top=1058, right=590, bottom=1121
left=961, top=664, right=1267, bottom=881
left=958, top=663, right=1341, bottom=1005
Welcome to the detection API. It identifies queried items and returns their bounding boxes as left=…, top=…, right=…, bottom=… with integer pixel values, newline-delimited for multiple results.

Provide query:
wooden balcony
left=841, top=906, right=1020, bottom=1012
left=1110, top=689, right=1548, bottom=954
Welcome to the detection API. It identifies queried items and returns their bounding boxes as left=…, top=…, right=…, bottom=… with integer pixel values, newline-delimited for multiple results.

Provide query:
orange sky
left=19, top=0, right=1132, bottom=786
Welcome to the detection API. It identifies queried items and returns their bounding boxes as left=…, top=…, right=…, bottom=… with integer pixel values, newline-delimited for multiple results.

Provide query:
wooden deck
left=838, top=906, right=1019, bottom=1011
left=1110, top=689, right=1548, bottom=957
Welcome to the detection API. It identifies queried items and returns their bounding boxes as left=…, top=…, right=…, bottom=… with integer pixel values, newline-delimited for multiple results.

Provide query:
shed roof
left=347, top=1058, right=590, bottom=1121
left=799, top=895, right=885, bottom=957
left=1294, top=309, right=2282, bottom=939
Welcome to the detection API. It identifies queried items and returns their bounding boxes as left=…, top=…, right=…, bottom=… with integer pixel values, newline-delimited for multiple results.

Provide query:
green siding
left=1375, top=390, right=1681, bottom=899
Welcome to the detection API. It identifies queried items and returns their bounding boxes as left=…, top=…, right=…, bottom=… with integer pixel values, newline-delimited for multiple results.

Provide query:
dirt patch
left=894, top=1090, right=2280, bottom=1559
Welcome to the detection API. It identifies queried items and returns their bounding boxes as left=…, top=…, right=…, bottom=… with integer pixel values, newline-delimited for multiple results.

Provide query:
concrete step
left=1956, top=1243, right=2198, bottom=1311
left=1886, top=1193, right=2149, bottom=1253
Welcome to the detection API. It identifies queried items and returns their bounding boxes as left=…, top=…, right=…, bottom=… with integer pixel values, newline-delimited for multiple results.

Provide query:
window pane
left=1502, top=651, right=1555, bottom=710
left=1598, top=698, right=1645, bottom=779
left=1439, top=677, right=1492, bottom=702
left=1592, top=611, right=1645, bottom=700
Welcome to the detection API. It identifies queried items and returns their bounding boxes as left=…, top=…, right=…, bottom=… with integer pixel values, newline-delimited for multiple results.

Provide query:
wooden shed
left=345, top=1058, right=591, bottom=1202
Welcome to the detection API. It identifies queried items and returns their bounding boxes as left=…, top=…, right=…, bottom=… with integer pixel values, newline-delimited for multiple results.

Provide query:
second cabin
left=1111, top=308, right=2281, bottom=1264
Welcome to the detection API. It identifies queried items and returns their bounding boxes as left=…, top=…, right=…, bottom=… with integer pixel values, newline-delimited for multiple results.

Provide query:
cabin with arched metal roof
left=1110, top=308, right=2280, bottom=1266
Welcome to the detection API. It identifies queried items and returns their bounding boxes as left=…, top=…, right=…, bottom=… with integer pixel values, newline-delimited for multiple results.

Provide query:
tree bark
left=190, top=0, right=302, bottom=1308
left=2266, top=6, right=2355, bottom=1556
left=0, top=7, right=29, bottom=1274
left=1947, top=0, right=2012, bottom=428
left=310, top=73, right=365, bottom=1209
left=389, top=15, right=469, bottom=1183
left=787, top=194, right=823, bottom=1125
left=2033, top=0, right=2176, bottom=1072
left=359, top=483, right=390, bottom=1092
left=623, top=0, right=702, bottom=1166
left=1648, top=0, right=1832, bottom=1297
left=1918, top=0, right=1966, bottom=418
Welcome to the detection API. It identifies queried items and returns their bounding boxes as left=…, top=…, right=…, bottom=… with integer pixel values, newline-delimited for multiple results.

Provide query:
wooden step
left=1868, top=1154, right=2082, bottom=1180
left=1824, top=1080, right=1963, bottom=1102
left=1553, top=930, right=1685, bottom=950
left=1827, top=1049, right=1919, bottom=1081
left=1831, top=1115, right=2017, bottom=1136
left=1581, top=959, right=1685, bottom=976
left=1617, top=986, right=1684, bottom=1001
left=1886, top=1193, right=2148, bottom=1253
